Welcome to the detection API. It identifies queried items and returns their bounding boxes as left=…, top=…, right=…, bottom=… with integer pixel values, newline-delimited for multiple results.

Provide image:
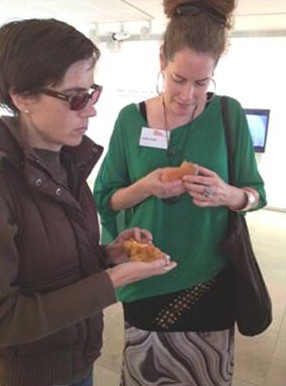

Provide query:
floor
left=94, top=209, right=286, bottom=386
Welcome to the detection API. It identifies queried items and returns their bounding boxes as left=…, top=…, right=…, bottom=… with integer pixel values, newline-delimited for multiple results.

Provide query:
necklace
left=162, top=96, right=197, bottom=158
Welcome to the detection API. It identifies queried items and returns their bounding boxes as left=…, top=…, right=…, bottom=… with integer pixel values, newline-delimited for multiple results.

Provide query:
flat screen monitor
left=244, top=108, right=270, bottom=153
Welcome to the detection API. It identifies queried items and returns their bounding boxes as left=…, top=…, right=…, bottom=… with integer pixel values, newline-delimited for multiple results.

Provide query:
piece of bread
left=123, top=238, right=166, bottom=262
left=161, top=161, right=198, bottom=182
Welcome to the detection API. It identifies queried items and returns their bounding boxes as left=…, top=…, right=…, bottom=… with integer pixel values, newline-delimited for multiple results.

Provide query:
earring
left=156, top=70, right=165, bottom=95
left=23, top=109, right=30, bottom=114
left=206, top=78, right=216, bottom=103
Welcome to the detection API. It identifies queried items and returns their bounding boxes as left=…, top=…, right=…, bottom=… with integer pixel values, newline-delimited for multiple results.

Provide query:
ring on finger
left=203, top=186, right=213, bottom=198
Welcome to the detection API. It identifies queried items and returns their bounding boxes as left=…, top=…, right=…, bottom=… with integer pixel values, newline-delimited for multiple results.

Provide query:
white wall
left=87, top=40, right=160, bottom=180
left=215, top=37, right=286, bottom=210
left=87, top=36, right=286, bottom=211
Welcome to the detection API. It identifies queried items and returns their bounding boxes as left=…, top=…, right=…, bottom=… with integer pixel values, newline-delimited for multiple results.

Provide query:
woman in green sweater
left=94, top=1, right=267, bottom=385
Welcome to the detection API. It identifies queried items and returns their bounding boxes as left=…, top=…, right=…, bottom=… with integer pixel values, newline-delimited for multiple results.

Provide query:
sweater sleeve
left=0, top=186, right=117, bottom=348
left=226, top=97, right=267, bottom=210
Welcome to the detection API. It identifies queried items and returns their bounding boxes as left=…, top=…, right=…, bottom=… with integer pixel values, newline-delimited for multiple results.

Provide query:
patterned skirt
left=120, top=323, right=234, bottom=386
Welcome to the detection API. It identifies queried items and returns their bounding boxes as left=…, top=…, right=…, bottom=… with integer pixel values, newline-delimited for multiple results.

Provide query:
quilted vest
left=0, top=119, right=107, bottom=386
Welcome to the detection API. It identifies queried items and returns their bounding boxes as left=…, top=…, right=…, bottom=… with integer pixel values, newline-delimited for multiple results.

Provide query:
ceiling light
left=112, top=22, right=130, bottom=41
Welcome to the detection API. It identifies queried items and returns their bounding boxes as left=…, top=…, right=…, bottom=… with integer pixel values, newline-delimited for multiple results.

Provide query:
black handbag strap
left=221, top=96, right=235, bottom=185
left=139, top=101, right=147, bottom=122
left=221, top=96, right=241, bottom=227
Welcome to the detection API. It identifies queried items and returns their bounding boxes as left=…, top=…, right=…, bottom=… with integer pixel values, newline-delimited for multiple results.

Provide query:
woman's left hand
left=103, top=227, right=152, bottom=265
left=182, top=165, right=233, bottom=207
left=115, top=227, right=152, bottom=244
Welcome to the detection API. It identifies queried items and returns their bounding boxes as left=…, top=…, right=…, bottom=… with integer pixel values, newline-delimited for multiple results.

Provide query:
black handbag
left=220, top=96, right=272, bottom=336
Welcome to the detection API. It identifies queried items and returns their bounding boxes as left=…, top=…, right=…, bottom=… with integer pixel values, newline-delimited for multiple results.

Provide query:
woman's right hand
left=109, top=168, right=186, bottom=211
left=106, top=257, right=177, bottom=288
left=145, top=168, right=186, bottom=199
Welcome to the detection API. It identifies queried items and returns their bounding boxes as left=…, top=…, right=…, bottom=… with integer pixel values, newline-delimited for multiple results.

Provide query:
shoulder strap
left=221, top=96, right=242, bottom=227
left=139, top=101, right=147, bottom=123
left=221, top=96, right=234, bottom=185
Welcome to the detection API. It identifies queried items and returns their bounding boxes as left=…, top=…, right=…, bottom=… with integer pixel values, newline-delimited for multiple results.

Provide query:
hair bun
left=163, top=0, right=187, bottom=19
left=163, top=0, right=236, bottom=22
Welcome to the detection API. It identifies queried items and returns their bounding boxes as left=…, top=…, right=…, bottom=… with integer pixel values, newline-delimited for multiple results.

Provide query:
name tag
left=139, top=127, right=168, bottom=149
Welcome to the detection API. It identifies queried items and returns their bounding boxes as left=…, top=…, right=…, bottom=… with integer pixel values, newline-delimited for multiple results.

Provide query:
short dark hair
left=0, top=18, right=100, bottom=113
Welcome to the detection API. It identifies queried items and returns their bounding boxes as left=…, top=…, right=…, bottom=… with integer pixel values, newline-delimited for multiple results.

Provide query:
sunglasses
left=175, top=3, right=226, bottom=26
left=36, top=84, right=103, bottom=111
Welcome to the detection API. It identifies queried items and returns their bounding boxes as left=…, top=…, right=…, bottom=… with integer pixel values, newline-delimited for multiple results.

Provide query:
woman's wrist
left=229, top=187, right=258, bottom=212
left=110, top=177, right=151, bottom=211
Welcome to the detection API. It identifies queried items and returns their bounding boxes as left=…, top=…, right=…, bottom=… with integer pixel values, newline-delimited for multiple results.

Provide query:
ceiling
left=0, top=0, right=285, bottom=37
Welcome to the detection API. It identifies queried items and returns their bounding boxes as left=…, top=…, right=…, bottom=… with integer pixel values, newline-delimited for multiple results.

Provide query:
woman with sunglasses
left=94, top=1, right=267, bottom=385
left=0, top=18, right=176, bottom=386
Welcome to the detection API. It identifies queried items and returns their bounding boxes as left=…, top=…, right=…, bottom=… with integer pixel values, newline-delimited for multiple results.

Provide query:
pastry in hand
left=161, top=161, right=198, bottom=182
left=123, top=238, right=168, bottom=263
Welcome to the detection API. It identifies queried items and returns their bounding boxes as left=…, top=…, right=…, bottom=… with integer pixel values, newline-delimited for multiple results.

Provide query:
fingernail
left=165, top=255, right=170, bottom=265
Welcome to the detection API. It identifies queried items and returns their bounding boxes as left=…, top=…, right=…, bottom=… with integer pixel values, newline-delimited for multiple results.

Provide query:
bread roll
left=161, top=161, right=198, bottom=182
left=123, top=238, right=166, bottom=262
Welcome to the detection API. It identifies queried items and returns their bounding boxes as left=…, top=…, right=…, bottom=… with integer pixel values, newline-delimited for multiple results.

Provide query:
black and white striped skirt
left=120, top=324, right=234, bottom=386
